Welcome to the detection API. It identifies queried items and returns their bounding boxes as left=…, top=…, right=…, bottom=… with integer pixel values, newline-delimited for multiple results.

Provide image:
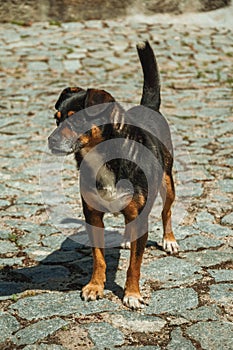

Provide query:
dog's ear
left=84, top=89, right=115, bottom=117
left=55, top=87, right=86, bottom=110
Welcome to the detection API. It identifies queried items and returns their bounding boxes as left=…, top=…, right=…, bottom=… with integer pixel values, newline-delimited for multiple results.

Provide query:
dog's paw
left=81, top=283, right=104, bottom=301
left=163, top=239, right=179, bottom=253
left=123, top=294, right=145, bottom=310
left=121, top=239, right=131, bottom=249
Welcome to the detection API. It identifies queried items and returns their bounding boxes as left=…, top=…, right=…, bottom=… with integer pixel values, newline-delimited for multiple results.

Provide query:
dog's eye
left=54, top=111, right=62, bottom=126
left=67, top=111, right=75, bottom=117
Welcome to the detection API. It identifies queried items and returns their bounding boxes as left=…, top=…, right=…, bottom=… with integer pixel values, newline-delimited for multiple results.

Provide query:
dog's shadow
left=0, top=229, right=128, bottom=300
left=0, top=217, right=162, bottom=301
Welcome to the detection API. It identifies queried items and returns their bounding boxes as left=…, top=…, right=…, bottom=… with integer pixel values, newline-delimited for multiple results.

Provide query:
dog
left=48, top=41, right=178, bottom=309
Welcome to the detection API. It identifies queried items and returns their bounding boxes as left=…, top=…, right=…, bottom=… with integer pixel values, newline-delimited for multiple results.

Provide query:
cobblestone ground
left=0, top=9, right=233, bottom=350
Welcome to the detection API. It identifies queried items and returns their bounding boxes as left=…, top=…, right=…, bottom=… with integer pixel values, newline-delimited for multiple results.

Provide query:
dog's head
left=48, top=87, right=116, bottom=156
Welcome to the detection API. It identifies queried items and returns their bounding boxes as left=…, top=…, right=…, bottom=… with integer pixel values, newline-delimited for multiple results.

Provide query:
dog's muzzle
left=48, top=128, right=75, bottom=155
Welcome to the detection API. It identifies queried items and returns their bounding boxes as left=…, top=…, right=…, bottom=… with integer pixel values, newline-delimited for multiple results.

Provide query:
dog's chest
left=79, top=152, right=133, bottom=212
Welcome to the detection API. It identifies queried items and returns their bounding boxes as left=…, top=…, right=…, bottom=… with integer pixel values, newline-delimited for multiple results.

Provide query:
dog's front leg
left=81, top=199, right=106, bottom=301
left=122, top=211, right=148, bottom=309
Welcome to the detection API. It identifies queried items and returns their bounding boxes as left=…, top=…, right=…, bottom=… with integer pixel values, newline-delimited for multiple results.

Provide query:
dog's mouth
left=49, top=147, right=73, bottom=156
left=48, top=137, right=75, bottom=156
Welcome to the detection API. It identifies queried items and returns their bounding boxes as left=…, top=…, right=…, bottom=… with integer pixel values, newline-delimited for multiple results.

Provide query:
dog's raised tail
left=137, top=41, right=161, bottom=112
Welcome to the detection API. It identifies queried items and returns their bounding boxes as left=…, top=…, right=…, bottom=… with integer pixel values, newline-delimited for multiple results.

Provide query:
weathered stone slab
left=221, top=212, right=233, bottom=225
left=0, top=311, right=20, bottom=343
left=10, top=292, right=119, bottom=320
left=109, top=311, right=166, bottom=332
left=145, top=288, right=198, bottom=314
left=0, top=240, right=18, bottom=254
left=208, top=269, right=233, bottom=282
left=84, top=322, right=124, bottom=348
left=180, top=250, right=232, bottom=267
left=179, top=235, right=223, bottom=251
left=195, top=222, right=232, bottom=238
left=0, top=282, right=25, bottom=300
left=0, top=257, right=23, bottom=266
left=141, top=256, right=202, bottom=287
left=23, top=344, right=67, bottom=350
left=180, top=305, right=221, bottom=322
left=218, top=179, right=233, bottom=193
left=20, top=265, right=70, bottom=284
left=210, top=283, right=233, bottom=305
left=13, top=318, right=67, bottom=346
left=186, top=321, right=233, bottom=350
left=167, top=327, right=196, bottom=350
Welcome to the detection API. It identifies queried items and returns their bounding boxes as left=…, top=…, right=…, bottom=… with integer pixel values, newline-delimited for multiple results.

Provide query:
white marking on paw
left=123, top=295, right=145, bottom=310
left=163, top=239, right=179, bottom=253
left=121, top=240, right=131, bottom=249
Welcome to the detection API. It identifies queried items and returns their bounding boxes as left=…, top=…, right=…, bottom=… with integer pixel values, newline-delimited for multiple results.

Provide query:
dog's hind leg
left=160, top=172, right=179, bottom=253
left=81, top=200, right=106, bottom=301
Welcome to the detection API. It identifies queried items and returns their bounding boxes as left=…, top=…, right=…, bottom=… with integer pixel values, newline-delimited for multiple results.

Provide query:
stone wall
left=0, top=0, right=231, bottom=23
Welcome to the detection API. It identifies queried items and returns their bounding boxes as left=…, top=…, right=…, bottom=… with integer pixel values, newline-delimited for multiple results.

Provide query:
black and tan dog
left=48, top=41, right=178, bottom=309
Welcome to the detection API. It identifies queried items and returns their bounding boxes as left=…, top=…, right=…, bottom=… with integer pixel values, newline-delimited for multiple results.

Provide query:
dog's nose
left=48, top=130, right=60, bottom=150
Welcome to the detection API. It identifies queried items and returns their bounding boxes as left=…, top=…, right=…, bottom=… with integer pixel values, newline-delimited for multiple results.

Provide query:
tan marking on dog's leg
left=81, top=203, right=106, bottom=301
left=123, top=231, right=148, bottom=310
left=122, top=199, right=148, bottom=309
left=160, top=172, right=179, bottom=253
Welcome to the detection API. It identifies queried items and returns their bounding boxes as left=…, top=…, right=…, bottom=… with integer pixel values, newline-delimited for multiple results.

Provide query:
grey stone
left=180, top=250, right=233, bottom=267
left=64, top=38, right=83, bottom=46
left=23, top=246, right=56, bottom=261
left=0, top=228, right=12, bottom=239
left=13, top=318, right=67, bottom=346
left=40, top=250, right=81, bottom=264
left=18, top=231, right=41, bottom=246
left=48, top=58, right=64, bottom=72
left=0, top=240, right=18, bottom=254
left=195, top=211, right=215, bottom=224
left=27, top=61, right=49, bottom=71
left=145, top=288, right=198, bottom=314
left=186, top=321, right=233, bottom=350
left=23, top=344, right=67, bottom=350
left=119, top=347, right=160, bottom=350
left=64, top=59, right=81, bottom=72
left=0, top=282, right=25, bottom=300
left=195, top=222, right=232, bottom=238
left=167, top=327, right=196, bottom=350
left=0, top=257, right=24, bottom=266
left=42, top=234, right=68, bottom=249
left=84, top=322, right=124, bottom=348
left=141, top=256, right=202, bottom=287
left=208, top=269, right=233, bottom=282
left=176, top=182, right=203, bottom=198
left=19, top=265, right=70, bottom=284
left=169, top=317, right=189, bottom=326
left=179, top=235, right=223, bottom=251
left=175, top=226, right=200, bottom=240
left=222, top=212, right=233, bottom=225
left=10, top=292, right=119, bottom=320
left=218, top=179, right=233, bottom=193
left=0, top=199, right=11, bottom=206
left=180, top=305, right=221, bottom=322
left=5, top=204, right=43, bottom=217
left=210, top=283, right=233, bottom=305
left=0, top=311, right=20, bottom=343
left=82, top=58, right=104, bottom=67
left=110, top=311, right=166, bottom=332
